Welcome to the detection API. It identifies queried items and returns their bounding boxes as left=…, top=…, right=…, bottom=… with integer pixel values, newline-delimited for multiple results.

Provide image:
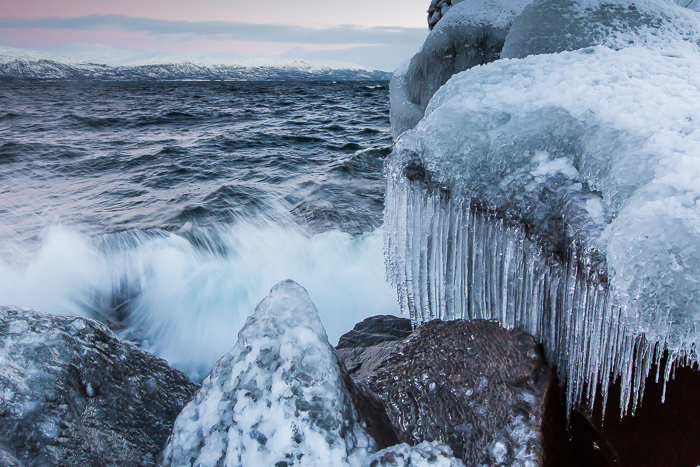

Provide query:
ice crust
left=502, top=0, right=700, bottom=59
left=385, top=0, right=700, bottom=415
left=160, top=280, right=376, bottom=466
left=390, top=0, right=532, bottom=139
left=365, top=441, right=465, bottom=467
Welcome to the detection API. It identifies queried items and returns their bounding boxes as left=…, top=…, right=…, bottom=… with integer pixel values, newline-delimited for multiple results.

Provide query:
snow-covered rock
left=502, top=0, right=700, bottom=59
left=159, top=280, right=377, bottom=467
left=385, top=0, right=700, bottom=415
left=0, top=305, right=197, bottom=466
left=390, top=0, right=532, bottom=139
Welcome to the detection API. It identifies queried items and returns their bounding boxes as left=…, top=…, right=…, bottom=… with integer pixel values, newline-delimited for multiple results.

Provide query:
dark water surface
left=0, top=81, right=397, bottom=379
left=0, top=81, right=390, bottom=241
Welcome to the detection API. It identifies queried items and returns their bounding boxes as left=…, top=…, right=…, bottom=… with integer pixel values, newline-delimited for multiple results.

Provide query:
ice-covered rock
left=390, top=0, right=532, bottom=139
left=365, top=441, right=465, bottom=467
left=159, top=280, right=378, bottom=467
left=385, top=0, right=700, bottom=415
left=502, top=0, right=700, bottom=59
left=340, top=319, right=550, bottom=466
left=0, top=305, right=197, bottom=466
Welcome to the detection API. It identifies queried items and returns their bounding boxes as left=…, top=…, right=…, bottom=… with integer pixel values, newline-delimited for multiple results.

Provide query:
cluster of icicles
left=384, top=176, right=696, bottom=417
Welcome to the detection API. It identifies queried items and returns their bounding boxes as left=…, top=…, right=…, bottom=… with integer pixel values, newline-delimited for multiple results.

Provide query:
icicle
left=383, top=175, right=689, bottom=417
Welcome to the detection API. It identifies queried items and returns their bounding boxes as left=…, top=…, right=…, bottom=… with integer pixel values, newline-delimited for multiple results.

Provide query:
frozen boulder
left=390, top=0, right=532, bottom=139
left=340, top=319, right=550, bottom=466
left=0, top=304, right=198, bottom=467
left=159, top=280, right=378, bottom=467
left=502, top=0, right=700, bottom=59
left=385, top=0, right=700, bottom=415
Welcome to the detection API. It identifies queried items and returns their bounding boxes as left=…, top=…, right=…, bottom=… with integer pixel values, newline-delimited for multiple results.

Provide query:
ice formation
left=160, top=280, right=376, bottom=466
left=365, top=441, right=465, bottom=467
left=390, top=0, right=532, bottom=139
left=385, top=0, right=700, bottom=415
left=502, top=0, right=700, bottom=59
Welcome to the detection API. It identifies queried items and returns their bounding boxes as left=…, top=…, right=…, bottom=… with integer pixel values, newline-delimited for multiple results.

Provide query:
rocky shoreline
left=3, top=280, right=700, bottom=466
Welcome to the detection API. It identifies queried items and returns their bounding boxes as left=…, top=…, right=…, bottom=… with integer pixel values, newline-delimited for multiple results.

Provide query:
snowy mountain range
left=0, top=45, right=391, bottom=81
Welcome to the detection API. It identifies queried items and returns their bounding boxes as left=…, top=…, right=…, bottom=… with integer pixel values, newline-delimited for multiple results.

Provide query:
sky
left=0, top=0, right=431, bottom=71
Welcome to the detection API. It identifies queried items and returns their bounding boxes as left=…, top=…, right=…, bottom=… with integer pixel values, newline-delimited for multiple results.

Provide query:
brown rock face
left=340, top=319, right=551, bottom=466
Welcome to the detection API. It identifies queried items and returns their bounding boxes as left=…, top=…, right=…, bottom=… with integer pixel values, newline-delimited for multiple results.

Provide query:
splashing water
left=0, top=221, right=398, bottom=381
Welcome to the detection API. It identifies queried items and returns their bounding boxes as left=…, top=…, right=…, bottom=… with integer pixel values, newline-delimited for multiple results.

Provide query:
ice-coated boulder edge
left=0, top=305, right=197, bottom=467
left=502, top=0, right=700, bottom=59
left=385, top=0, right=700, bottom=416
left=390, top=0, right=533, bottom=139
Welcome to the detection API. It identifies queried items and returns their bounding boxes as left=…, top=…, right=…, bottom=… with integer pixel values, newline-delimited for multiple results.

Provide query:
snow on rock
left=0, top=305, right=197, bottom=467
left=502, top=0, right=700, bottom=59
left=390, top=0, right=532, bottom=139
left=159, top=280, right=377, bottom=467
left=385, top=0, right=700, bottom=416
left=365, top=441, right=465, bottom=467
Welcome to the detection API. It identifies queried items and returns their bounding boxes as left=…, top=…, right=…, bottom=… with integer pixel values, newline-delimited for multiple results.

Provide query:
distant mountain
left=0, top=45, right=391, bottom=81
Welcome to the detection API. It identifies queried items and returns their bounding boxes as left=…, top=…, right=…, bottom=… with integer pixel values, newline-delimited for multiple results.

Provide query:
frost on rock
left=385, top=0, right=700, bottom=416
left=0, top=305, right=197, bottom=467
left=365, top=441, right=465, bottom=467
left=390, top=0, right=532, bottom=139
left=160, top=280, right=376, bottom=467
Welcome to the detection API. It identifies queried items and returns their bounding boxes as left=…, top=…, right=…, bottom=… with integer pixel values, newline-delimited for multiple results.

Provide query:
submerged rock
left=160, top=280, right=379, bottom=467
left=0, top=304, right=198, bottom=467
left=339, top=319, right=550, bottom=466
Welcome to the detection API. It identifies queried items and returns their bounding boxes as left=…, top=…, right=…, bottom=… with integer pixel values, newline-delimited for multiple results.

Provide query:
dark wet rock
left=340, top=357, right=402, bottom=450
left=339, top=319, right=551, bottom=466
left=337, top=315, right=413, bottom=349
left=337, top=315, right=412, bottom=383
left=339, top=340, right=403, bottom=383
left=544, top=362, right=700, bottom=467
left=0, top=305, right=198, bottom=467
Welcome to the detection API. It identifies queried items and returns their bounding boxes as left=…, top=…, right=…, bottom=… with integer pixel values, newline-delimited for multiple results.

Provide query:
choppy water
left=0, top=81, right=398, bottom=380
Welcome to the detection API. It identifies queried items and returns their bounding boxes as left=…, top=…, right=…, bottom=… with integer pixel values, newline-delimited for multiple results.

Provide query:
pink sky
left=1, top=0, right=429, bottom=69
left=4, top=0, right=429, bottom=28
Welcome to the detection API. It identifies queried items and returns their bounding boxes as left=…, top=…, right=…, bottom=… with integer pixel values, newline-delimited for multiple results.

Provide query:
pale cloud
left=3, top=0, right=430, bottom=28
left=0, top=15, right=427, bottom=45
left=0, top=0, right=431, bottom=71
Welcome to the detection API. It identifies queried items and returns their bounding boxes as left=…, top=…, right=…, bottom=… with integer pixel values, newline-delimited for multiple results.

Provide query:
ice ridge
left=385, top=0, right=700, bottom=416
